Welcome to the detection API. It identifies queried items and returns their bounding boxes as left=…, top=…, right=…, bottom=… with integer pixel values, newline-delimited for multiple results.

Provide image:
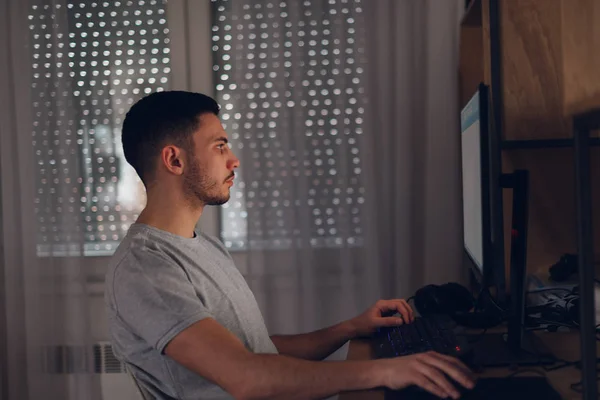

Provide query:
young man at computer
left=105, top=91, right=475, bottom=400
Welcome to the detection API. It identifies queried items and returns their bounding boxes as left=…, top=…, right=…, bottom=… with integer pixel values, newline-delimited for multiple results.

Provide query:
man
left=105, top=91, right=475, bottom=400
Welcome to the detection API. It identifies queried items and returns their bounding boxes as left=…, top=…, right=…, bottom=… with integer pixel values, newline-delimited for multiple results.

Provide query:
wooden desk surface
left=340, top=331, right=591, bottom=400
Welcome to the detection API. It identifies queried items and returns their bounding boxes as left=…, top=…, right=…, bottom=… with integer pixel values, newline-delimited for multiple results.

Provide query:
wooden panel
left=481, top=0, right=491, bottom=87
left=462, top=0, right=482, bottom=27
left=500, top=0, right=569, bottom=140
left=561, top=0, right=600, bottom=116
left=501, top=148, right=600, bottom=280
left=459, top=26, right=484, bottom=108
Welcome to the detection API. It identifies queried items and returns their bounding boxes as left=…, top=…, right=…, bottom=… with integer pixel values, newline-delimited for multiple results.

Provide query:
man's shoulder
left=104, top=233, right=148, bottom=302
left=106, top=230, right=149, bottom=274
left=104, top=230, right=177, bottom=302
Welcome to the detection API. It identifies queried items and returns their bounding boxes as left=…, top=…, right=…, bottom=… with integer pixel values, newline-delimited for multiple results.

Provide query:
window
left=211, top=0, right=367, bottom=250
left=28, top=0, right=171, bottom=256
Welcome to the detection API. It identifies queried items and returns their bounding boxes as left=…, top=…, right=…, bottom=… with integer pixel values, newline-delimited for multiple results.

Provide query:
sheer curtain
left=0, top=0, right=100, bottom=398
left=213, top=0, right=465, bottom=358
left=362, top=0, right=467, bottom=299
left=2, top=0, right=155, bottom=398
left=1, top=0, right=465, bottom=399
left=211, top=0, right=375, bottom=344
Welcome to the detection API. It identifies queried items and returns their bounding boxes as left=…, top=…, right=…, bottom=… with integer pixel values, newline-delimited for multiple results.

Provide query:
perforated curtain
left=210, top=0, right=465, bottom=354
left=2, top=0, right=102, bottom=397
left=363, top=0, right=466, bottom=295
left=1, top=0, right=171, bottom=398
left=210, top=0, right=373, bottom=346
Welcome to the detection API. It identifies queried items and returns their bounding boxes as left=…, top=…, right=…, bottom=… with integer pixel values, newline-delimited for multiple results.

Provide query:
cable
left=471, top=286, right=488, bottom=312
left=524, top=295, right=580, bottom=329
left=467, top=328, right=488, bottom=344
left=573, top=357, right=600, bottom=370
left=544, top=360, right=577, bottom=372
left=481, top=286, right=505, bottom=314
left=570, top=377, right=600, bottom=395
left=506, top=369, right=547, bottom=378
left=498, top=315, right=573, bottom=369
left=526, top=317, right=578, bottom=330
left=526, top=287, right=576, bottom=295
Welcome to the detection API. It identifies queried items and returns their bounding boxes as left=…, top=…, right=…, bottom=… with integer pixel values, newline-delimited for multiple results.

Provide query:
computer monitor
left=460, top=83, right=506, bottom=300
left=460, top=84, right=555, bottom=366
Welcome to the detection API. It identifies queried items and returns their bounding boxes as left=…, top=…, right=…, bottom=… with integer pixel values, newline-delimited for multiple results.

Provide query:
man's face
left=183, top=113, right=239, bottom=207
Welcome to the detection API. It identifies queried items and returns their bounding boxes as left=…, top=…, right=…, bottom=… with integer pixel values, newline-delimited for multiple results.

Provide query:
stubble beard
left=183, top=154, right=230, bottom=207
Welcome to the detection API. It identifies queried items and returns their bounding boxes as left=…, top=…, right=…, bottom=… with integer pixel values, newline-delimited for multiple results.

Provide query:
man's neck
left=136, top=189, right=204, bottom=239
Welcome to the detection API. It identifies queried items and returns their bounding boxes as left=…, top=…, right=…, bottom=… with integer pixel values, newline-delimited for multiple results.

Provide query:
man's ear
left=161, top=145, right=185, bottom=176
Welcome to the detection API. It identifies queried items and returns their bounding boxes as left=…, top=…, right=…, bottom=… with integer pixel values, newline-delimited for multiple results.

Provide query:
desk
left=339, top=331, right=593, bottom=400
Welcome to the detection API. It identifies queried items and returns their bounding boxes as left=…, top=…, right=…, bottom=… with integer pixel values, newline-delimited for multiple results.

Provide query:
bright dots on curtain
left=211, top=0, right=366, bottom=250
left=28, top=0, right=170, bottom=256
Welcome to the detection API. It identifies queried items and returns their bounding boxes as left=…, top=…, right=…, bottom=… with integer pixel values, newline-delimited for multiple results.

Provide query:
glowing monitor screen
left=461, top=92, right=483, bottom=272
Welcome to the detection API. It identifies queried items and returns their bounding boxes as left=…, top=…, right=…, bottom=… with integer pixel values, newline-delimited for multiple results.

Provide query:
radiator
left=42, top=341, right=141, bottom=400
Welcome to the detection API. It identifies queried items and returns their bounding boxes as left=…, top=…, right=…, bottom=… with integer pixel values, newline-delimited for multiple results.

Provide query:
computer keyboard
left=372, top=315, right=470, bottom=359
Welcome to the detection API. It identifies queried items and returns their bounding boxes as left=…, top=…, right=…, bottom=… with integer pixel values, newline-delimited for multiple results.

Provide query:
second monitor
left=460, top=84, right=553, bottom=366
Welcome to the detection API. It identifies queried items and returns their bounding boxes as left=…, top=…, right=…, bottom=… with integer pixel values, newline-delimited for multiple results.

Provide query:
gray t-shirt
left=105, top=223, right=278, bottom=399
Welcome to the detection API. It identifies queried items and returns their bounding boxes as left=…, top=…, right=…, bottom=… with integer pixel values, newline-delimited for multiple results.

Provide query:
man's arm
left=270, top=320, right=356, bottom=361
left=165, top=317, right=475, bottom=400
left=270, top=299, right=415, bottom=361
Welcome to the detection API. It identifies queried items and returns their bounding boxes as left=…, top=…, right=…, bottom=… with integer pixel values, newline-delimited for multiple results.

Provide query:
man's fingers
left=392, top=300, right=411, bottom=323
left=379, top=317, right=405, bottom=327
left=415, top=363, right=460, bottom=399
left=377, top=299, right=414, bottom=322
left=408, top=299, right=415, bottom=320
left=397, top=299, right=414, bottom=322
left=428, top=351, right=476, bottom=382
left=413, top=374, right=452, bottom=399
left=421, top=352, right=476, bottom=389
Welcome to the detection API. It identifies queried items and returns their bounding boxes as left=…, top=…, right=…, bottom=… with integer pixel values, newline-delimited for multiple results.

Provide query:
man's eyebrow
left=213, top=136, right=229, bottom=144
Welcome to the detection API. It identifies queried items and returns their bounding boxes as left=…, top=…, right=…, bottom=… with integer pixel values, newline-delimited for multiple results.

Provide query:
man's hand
left=378, top=351, right=476, bottom=399
left=349, top=299, right=415, bottom=337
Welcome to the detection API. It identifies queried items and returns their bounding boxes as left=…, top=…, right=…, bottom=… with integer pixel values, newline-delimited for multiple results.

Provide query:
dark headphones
left=414, top=282, right=504, bottom=329
left=549, top=254, right=578, bottom=282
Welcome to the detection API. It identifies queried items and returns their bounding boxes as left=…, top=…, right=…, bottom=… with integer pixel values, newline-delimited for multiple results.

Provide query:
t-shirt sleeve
left=111, top=247, right=213, bottom=353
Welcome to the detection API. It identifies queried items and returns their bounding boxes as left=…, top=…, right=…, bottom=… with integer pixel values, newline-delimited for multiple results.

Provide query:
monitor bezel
left=460, top=83, right=494, bottom=290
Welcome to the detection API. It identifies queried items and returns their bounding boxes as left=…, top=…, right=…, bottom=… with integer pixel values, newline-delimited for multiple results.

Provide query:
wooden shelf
left=502, top=138, right=600, bottom=150
left=460, top=4, right=600, bottom=396
left=574, top=108, right=600, bottom=131
left=501, top=147, right=600, bottom=279
left=460, top=0, right=600, bottom=293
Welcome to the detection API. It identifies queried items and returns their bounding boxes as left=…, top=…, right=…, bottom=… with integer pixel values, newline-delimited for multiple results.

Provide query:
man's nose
left=228, top=153, right=240, bottom=169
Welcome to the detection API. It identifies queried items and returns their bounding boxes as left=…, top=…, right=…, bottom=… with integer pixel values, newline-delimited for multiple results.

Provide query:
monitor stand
left=469, top=331, right=555, bottom=367
left=469, top=171, right=557, bottom=368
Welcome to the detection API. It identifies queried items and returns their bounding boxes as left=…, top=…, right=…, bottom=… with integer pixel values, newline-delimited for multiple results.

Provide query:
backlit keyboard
left=372, top=315, right=470, bottom=359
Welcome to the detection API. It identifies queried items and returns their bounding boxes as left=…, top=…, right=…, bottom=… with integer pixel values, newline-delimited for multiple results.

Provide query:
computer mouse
left=387, top=375, right=474, bottom=399
left=387, top=377, right=562, bottom=400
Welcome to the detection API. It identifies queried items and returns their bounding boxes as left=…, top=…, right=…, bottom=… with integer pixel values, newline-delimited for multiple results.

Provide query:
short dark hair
left=122, top=90, right=220, bottom=184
